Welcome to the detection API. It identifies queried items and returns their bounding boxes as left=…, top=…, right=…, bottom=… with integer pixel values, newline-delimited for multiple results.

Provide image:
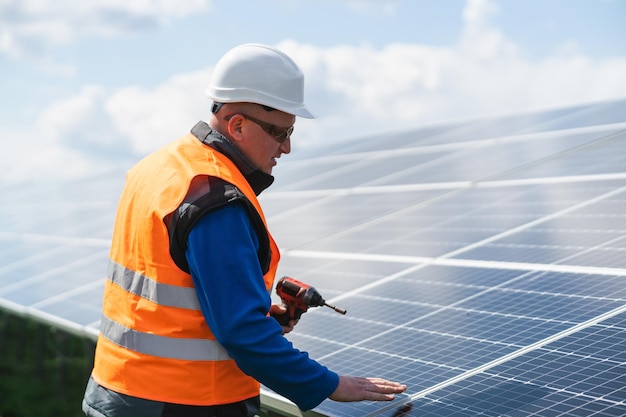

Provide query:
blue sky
left=2, top=0, right=626, bottom=185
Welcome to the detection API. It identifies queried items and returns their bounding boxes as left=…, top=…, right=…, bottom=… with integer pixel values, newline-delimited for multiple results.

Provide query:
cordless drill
left=274, top=276, right=347, bottom=326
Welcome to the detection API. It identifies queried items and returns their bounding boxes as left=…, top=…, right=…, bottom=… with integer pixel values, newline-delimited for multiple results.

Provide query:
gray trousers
left=82, top=376, right=261, bottom=417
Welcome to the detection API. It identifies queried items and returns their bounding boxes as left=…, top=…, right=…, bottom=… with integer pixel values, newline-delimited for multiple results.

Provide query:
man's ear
left=227, top=115, right=244, bottom=142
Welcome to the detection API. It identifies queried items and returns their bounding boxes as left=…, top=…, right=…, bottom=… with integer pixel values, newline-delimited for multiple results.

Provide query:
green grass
left=0, top=309, right=95, bottom=417
left=0, top=309, right=294, bottom=417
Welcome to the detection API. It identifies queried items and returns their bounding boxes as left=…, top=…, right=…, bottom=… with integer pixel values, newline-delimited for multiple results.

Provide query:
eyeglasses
left=224, top=113, right=294, bottom=143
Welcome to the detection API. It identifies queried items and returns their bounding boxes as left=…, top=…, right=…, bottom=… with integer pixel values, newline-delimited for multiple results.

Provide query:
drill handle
left=272, top=304, right=305, bottom=326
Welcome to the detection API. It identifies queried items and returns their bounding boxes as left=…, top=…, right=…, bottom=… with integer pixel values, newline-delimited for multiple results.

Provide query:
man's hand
left=329, top=376, right=407, bottom=402
left=269, top=303, right=298, bottom=334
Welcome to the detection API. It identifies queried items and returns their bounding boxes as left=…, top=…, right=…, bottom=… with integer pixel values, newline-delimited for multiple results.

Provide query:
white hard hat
left=205, top=44, right=317, bottom=119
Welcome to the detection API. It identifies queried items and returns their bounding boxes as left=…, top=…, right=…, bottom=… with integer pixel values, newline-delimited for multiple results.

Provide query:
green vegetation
left=0, top=309, right=294, bottom=417
left=0, top=309, right=95, bottom=417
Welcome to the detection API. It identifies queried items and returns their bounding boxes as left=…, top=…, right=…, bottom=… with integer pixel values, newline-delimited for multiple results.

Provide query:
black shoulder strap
left=165, top=176, right=271, bottom=274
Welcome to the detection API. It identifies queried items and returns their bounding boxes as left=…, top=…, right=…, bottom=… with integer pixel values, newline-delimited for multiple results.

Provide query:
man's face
left=227, top=106, right=296, bottom=175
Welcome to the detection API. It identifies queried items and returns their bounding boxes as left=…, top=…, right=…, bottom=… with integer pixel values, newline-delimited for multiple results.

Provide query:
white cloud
left=1, top=127, right=121, bottom=186
left=4, top=70, right=211, bottom=185
left=3, top=0, right=626, bottom=185
left=106, top=70, right=210, bottom=155
left=1, top=85, right=130, bottom=185
left=346, top=0, right=399, bottom=16
left=278, top=36, right=626, bottom=144
left=38, top=85, right=111, bottom=146
left=463, top=0, right=498, bottom=30
left=0, top=0, right=211, bottom=59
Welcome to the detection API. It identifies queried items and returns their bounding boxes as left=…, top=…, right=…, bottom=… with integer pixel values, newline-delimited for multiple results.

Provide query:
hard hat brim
left=205, top=88, right=317, bottom=119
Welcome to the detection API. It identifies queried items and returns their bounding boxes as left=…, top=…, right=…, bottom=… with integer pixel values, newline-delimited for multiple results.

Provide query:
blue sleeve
left=185, top=203, right=339, bottom=411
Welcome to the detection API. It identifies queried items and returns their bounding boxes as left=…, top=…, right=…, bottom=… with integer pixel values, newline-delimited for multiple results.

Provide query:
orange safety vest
left=91, top=132, right=280, bottom=405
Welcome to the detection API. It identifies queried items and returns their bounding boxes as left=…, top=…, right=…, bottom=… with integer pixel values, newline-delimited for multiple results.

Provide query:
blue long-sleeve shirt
left=185, top=202, right=339, bottom=411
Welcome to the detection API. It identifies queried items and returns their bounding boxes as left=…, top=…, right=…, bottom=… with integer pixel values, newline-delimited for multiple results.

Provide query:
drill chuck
left=275, top=276, right=347, bottom=324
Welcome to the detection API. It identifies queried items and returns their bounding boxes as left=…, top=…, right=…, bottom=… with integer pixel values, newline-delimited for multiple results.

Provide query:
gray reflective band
left=107, top=260, right=201, bottom=310
left=100, top=315, right=232, bottom=361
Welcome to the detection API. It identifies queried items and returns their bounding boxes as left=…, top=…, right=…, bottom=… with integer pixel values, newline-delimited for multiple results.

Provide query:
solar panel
left=1, top=97, right=625, bottom=416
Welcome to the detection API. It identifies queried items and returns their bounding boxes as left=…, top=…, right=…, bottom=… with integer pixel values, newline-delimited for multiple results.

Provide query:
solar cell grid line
left=277, top=179, right=626, bottom=267
left=360, top=303, right=626, bottom=417
left=315, top=119, right=473, bottom=155
left=270, top=114, right=626, bottom=192
left=397, top=101, right=590, bottom=148
left=282, top=240, right=626, bottom=338
left=0, top=247, right=106, bottom=296
left=401, top=133, right=610, bottom=186
left=558, top=326, right=626, bottom=366
left=267, top=172, right=626, bottom=206
left=269, top=184, right=531, bottom=255
left=0, top=295, right=99, bottom=340
left=266, top=128, right=624, bottom=256
left=440, top=184, right=626, bottom=261
left=525, top=98, right=626, bottom=133
left=503, top=273, right=626, bottom=303
left=284, top=249, right=626, bottom=283
left=507, top=131, right=626, bottom=180
left=28, top=278, right=104, bottom=310
left=267, top=150, right=626, bottom=254
left=273, top=149, right=455, bottom=191
left=272, top=124, right=626, bottom=194
left=416, top=316, right=626, bottom=416
left=395, top=376, right=626, bottom=417
left=274, top=227, right=626, bottom=411
left=0, top=241, right=69, bottom=281
left=495, top=227, right=626, bottom=270
left=290, top=264, right=543, bottom=364
left=452, top=182, right=626, bottom=268
left=288, top=300, right=624, bottom=416
left=295, top=263, right=626, bottom=359
left=276, top=184, right=624, bottom=414
left=466, top=129, right=626, bottom=185
left=480, top=173, right=626, bottom=190
left=0, top=230, right=111, bottom=248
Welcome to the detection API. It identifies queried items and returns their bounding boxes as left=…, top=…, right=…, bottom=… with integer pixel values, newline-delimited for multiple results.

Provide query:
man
left=82, top=43, right=406, bottom=417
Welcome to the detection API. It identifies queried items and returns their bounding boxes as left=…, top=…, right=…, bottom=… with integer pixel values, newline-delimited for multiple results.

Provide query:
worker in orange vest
left=82, top=43, right=406, bottom=417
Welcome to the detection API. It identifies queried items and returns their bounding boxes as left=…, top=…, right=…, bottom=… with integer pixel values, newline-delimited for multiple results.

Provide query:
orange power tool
left=274, top=276, right=347, bottom=325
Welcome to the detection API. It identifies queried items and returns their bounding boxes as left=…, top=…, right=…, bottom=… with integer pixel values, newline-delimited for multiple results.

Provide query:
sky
left=1, top=0, right=626, bottom=186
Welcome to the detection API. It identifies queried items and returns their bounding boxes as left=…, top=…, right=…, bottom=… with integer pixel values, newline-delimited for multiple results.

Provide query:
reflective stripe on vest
left=102, top=260, right=231, bottom=361
left=99, top=314, right=231, bottom=361
left=107, top=260, right=201, bottom=310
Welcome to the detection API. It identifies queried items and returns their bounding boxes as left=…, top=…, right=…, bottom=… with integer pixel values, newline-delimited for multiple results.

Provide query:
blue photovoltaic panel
left=1, top=98, right=625, bottom=416
left=384, top=311, right=626, bottom=417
